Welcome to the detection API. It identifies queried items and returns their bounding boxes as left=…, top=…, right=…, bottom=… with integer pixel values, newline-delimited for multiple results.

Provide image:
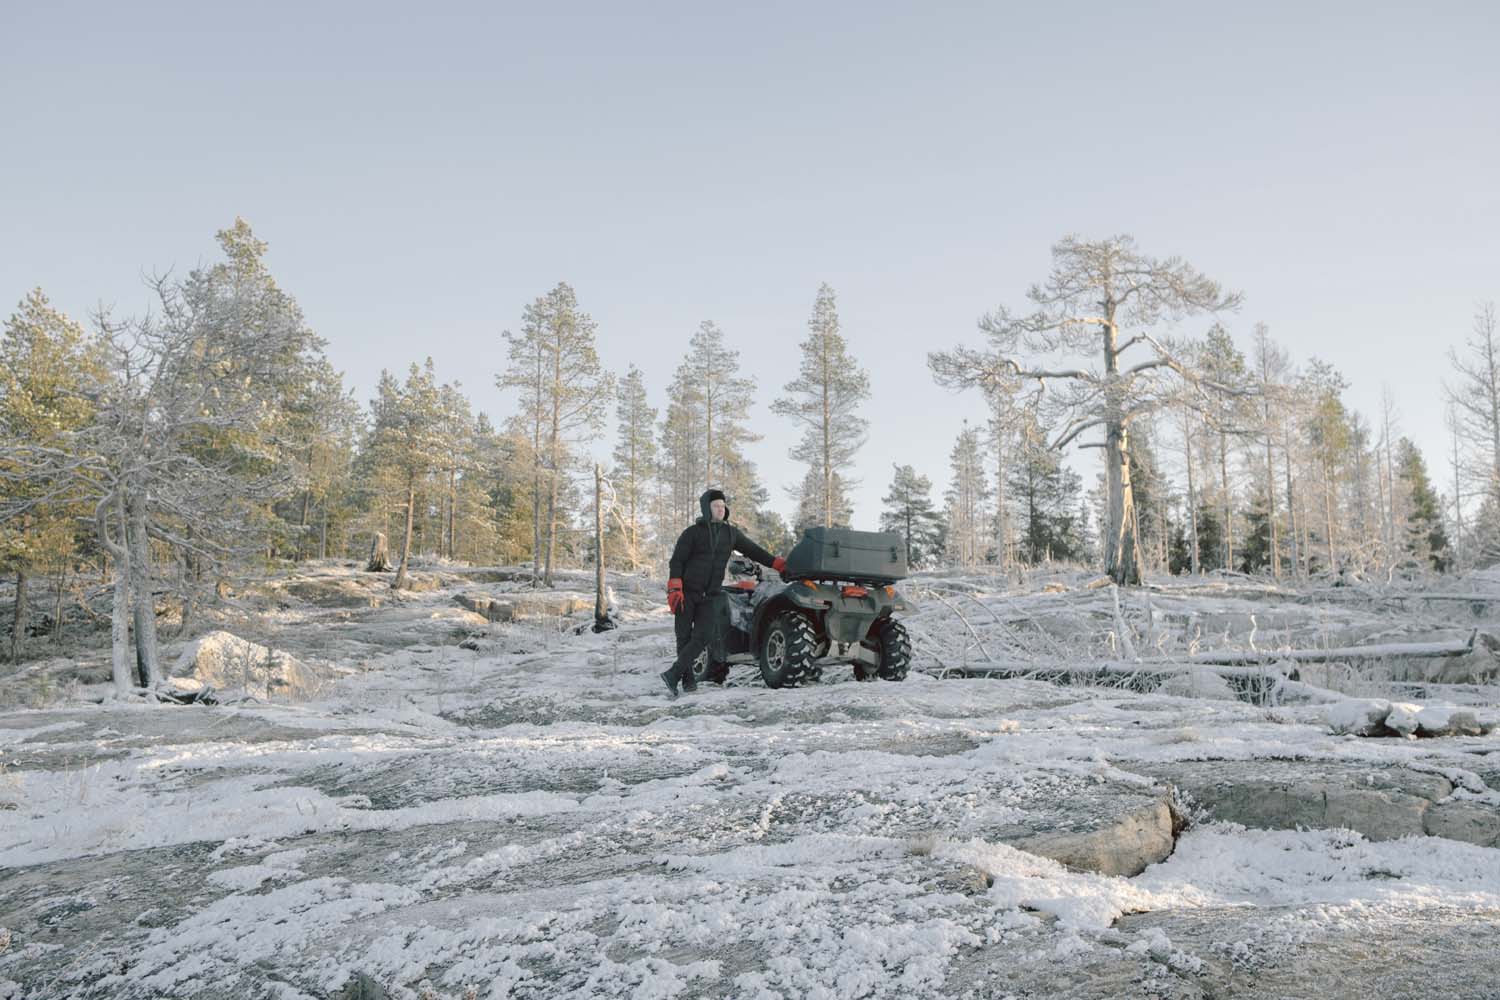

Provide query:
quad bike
left=689, top=527, right=916, bottom=688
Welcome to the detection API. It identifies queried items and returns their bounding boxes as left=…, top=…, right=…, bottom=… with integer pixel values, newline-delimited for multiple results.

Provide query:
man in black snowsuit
left=660, top=488, right=785, bottom=698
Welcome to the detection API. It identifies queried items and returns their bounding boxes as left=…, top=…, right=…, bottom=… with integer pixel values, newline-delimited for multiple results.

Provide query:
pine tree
left=497, top=283, right=612, bottom=585
left=880, top=464, right=944, bottom=569
left=1302, top=360, right=1351, bottom=574
left=0, top=289, right=106, bottom=663
left=792, top=466, right=854, bottom=532
left=610, top=366, right=657, bottom=569
left=1396, top=438, right=1448, bottom=572
left=368, top=360, right=446, bottom=589
left=1009, top=412, right=1087, bottom=565
left=944, top=423, right=990, bottom=567
left=1196, top=325, right=1253, bottom=571
left=670, top=321, right=770, bottom=529
left=773, top=284, right=871, bottom=528
left=76, top=219, right=323, bottom=691
left=928, top=235, right=1240, bottom=583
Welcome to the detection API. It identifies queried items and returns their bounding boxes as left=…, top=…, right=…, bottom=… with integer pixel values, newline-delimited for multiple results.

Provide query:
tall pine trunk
left=1322, top=458, right=1338, bottom=573
left=52, top=565, right=67, bottom=644
left=1220, top=431, right=1233, bottom=571
left=394, top=477, right=415, bottom=589
left=11, top=568, right=26, bottom=665
left=1183, top=410, right=1200, bottom=574
left=1264, top=432, right=1280, bottom=577
left=98, top=492, right=134, bottom=693
left=127, top=489, right=162, bottom=687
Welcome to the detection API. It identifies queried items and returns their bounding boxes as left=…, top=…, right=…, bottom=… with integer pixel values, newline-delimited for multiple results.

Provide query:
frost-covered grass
left=1, top=565, right=1498, bottom=998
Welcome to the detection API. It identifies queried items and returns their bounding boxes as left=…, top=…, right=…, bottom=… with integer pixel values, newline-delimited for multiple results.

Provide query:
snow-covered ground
left=2, top=564, right=1499, bottom=999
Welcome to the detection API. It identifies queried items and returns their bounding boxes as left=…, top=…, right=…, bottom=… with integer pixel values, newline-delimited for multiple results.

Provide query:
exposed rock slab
left=1130, top=759, right=1500, bottom=849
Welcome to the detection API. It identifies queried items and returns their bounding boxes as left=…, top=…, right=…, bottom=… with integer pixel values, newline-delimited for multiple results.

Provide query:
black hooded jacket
left=669, top=488, right=777, bottom=597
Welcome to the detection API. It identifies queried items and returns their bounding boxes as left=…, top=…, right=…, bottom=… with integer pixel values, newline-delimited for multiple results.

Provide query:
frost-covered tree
left=928, top=235, right=1240, bottom=584
left=1447, top=303, right=1500, bottom=495
left=774, top=284, right=871, bottom=528
left=73, top=220, right=322, bottom=691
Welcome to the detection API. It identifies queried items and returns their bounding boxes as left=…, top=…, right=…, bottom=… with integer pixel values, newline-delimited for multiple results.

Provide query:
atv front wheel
left=759, top=611, right=819, bottom=688
left=860, top=617, right=911, bottom=681
left=690, top=648, right=730, bottom=686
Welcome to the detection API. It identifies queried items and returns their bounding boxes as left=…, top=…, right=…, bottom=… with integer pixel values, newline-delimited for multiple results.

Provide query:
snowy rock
left=1324, top=698, right=1392, bottom=736
left=454, top=590, right=595, bottom=622
left=1409, top=704, right=1495, bottom=737
left=1015, top=794, right=1178, bottom=877
left=171, top=631, right=320, bottom=700
left=1157, top=668, right=1237, bottom=701
left=1384, top=702, right=1425, bottom=737
left=1328, top=698, right=1497, bottom=738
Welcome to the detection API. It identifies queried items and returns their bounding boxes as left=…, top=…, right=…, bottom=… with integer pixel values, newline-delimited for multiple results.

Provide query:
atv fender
left=750, top=586, right=828, bottom=654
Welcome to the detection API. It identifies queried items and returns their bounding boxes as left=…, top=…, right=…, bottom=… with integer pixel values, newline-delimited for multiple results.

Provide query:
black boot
left=659, top=669, right=679, bottom=700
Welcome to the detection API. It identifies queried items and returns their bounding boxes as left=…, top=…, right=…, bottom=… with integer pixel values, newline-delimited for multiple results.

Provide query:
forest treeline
left=1, top=221, right=1494, bottom=680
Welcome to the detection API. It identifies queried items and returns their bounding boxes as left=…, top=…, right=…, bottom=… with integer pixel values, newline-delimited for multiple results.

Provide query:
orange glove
left=772, top=557, right=787, bottom=574
left=667, top=578, right=684, bottom=614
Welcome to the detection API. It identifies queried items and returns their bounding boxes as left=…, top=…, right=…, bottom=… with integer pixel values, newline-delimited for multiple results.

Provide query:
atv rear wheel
left=759, top=611, right=819, bottom=688
left=860, top=617, right=911, bottom=681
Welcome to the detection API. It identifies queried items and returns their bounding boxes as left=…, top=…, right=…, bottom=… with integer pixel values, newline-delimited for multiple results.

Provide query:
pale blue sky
left=4, top=2, right=1497, bottom=528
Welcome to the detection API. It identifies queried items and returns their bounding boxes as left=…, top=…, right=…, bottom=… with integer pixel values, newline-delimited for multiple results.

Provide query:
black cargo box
left=782, top=527, right=908, bottom=583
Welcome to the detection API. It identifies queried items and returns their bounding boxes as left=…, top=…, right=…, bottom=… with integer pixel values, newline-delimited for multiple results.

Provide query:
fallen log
left=934, top=630, right=1497, bottom=700
left=1151, top=630, right=1479, bottom=666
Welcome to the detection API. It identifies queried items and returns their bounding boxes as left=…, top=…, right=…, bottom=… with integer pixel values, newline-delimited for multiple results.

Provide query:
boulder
left=171, top=631, right=320, bottom=700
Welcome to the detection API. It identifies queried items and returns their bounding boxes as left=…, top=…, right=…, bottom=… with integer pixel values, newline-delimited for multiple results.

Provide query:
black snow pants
left=668, top=592, right=727, bottom=686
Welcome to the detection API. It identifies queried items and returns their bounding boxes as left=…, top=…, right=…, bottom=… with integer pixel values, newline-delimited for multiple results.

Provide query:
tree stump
left=367, top=532, right=390, bottom=572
